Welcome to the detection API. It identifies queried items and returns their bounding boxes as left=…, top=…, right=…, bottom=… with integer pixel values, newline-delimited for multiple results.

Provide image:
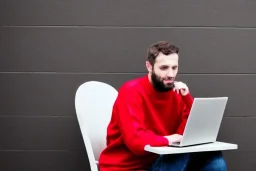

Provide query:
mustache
left=163, top=77, right=174, bottom=81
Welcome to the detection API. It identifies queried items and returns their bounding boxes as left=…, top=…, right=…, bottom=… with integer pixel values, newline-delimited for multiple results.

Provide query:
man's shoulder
left=118, top=75, right=145, bottom=93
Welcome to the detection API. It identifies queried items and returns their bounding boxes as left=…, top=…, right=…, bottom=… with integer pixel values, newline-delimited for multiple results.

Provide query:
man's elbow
left=126, top=142, right=147, bottom=156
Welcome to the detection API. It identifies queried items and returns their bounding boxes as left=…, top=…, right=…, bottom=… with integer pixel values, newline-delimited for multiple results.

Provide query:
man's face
left=147, top=52, right=179, bottom=92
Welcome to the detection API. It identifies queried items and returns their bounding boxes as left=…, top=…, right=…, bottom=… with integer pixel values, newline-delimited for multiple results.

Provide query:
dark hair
left=147, top=41, right=179, bottom=65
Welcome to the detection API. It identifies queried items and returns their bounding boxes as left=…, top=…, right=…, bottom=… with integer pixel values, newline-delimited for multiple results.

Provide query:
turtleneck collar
left=143, top=74, right=173, bottom=100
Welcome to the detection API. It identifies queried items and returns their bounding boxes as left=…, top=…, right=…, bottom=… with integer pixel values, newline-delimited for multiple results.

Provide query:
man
left=99, top=41, right=227, bottom=171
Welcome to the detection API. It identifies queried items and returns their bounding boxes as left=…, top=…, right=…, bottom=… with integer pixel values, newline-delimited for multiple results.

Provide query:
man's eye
left=161, top=66, right=168, bottom=70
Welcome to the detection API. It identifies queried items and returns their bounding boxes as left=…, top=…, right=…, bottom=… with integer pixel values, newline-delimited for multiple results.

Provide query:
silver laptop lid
left=180, top=97, right=228, bottom=146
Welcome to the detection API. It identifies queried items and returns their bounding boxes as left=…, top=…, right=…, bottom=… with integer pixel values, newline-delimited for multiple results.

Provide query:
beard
left=151, top=70, right=175, bottom=92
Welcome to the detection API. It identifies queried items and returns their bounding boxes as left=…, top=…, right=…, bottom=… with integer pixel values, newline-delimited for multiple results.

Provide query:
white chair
left=75, top=81, right=118, bottom=171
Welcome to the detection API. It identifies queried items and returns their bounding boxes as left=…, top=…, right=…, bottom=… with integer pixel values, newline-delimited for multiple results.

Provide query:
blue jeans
left=148, top=151, right=227, bottom=171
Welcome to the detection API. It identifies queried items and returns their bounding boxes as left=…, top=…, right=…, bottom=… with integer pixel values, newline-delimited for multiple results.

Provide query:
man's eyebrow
left=159, top=65, right=169, bottom=68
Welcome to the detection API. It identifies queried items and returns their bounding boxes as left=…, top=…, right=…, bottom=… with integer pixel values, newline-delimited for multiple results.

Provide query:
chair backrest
left=75, top=81, right=118, bottom=171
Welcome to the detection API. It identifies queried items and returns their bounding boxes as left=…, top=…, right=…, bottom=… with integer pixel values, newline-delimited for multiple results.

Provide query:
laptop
left=169, top=97, right=228, bottom=147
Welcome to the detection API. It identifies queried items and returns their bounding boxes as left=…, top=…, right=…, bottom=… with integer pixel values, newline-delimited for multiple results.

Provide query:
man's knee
left=210, top=158, right=227, bottom=171
left=204, top=152, right=227, bottom=171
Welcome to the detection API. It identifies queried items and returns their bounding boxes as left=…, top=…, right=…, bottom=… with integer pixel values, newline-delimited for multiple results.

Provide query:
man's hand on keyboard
left=164, top=134, right=183, bottom=145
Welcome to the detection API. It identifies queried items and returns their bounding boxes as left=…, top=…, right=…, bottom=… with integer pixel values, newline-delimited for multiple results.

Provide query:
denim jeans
left=148, top=151, right=227, bottom=171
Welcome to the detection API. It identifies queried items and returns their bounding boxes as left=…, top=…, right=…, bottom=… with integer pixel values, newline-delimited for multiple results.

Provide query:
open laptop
left=169, top=97, right=228, bottom=147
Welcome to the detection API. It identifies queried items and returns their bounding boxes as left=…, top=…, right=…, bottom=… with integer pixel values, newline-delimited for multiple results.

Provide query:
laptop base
left=168, top=142, right=214, bottom=148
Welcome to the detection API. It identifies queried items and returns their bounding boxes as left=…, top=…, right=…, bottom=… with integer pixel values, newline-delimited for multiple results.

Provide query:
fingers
left=165, top=134, right=183, bottom=144
left=173, top=82, right=187, bottom=92
left=173, top=81, right=189, bottom=95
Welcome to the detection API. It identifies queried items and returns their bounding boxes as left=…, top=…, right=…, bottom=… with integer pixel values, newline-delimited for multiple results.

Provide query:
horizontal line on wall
left=0, top=115, right=75, bottom=118
left=224, top=116, right=256, bottom=118
left=0, top=149, right=84, bottom=152
left=1, top=72, right=256, bottom=75
left=2, top=25, right=256, bottom=30
left=2, top=149, right=254, bottom=153
left=0, top=115, right=253, bottom=118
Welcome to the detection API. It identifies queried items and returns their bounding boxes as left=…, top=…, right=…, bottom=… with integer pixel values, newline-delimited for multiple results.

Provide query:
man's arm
left=176, top=93, right=194, bottom=135
left=115, top=89, right=168, bottom=156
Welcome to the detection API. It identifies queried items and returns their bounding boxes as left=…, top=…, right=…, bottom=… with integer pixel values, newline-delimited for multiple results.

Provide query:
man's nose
left=167, top=70, right=175, bottom=77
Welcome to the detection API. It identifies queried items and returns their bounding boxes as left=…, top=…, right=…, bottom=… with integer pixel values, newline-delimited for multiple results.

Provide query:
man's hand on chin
left=173, top=81, right=189, bottom=96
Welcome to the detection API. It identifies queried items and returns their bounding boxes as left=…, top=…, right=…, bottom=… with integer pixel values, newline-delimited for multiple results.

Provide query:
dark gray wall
left=1, top=1, right=255, bottom=170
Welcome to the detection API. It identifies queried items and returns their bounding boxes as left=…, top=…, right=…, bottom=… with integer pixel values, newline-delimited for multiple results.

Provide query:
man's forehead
left=155, top=53, right=179, bottom=65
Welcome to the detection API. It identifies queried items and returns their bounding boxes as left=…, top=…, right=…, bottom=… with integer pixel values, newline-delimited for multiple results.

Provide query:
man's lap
left=148, top=151, right=227, bottom=171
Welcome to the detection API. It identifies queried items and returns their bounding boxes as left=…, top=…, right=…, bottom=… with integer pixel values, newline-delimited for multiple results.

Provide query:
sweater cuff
left=155, top=136, right=169, bottom=146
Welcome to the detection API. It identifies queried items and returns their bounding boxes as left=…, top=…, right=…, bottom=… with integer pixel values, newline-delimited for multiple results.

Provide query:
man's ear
left=146, top=61, right=152, bottom=73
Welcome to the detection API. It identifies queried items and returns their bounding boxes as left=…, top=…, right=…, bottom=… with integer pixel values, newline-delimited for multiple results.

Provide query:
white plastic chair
left=75, top=81, right=118, bottom=171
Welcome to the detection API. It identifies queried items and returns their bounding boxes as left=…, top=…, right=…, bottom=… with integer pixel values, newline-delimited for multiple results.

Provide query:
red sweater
left=99, top=75, right=193, bottom=171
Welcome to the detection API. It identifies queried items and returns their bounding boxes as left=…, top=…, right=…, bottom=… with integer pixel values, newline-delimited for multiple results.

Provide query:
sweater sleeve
left=115, top=89, right=169, bottom=156
left=176, top=93, right=194, bottom=135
